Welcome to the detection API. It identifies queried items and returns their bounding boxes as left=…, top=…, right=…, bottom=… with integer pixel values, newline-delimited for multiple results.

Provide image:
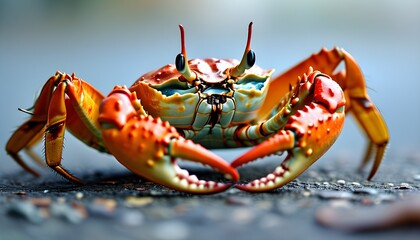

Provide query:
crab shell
left=129, top=58, right=274, bottom=132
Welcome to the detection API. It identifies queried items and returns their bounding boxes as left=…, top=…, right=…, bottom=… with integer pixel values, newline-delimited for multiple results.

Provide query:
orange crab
left=6, top=23, right=389, bottom=193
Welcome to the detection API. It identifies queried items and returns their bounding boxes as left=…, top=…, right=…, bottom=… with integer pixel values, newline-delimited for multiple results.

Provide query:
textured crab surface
left=136, top=58, right=272, bottom=85
left=232, top=73, right=346, bottom=192
left=129, top=58, right=274, bottom=132
left=98, top=88, right=239, bottom=194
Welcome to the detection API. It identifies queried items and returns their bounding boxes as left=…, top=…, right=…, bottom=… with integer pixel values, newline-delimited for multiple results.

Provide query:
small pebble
left=316, top=195, right=420, bottom=232
left=14, top=191, right=27, bottom=196
left=231, top=207, right=255, bottom=224
left=51, top=203, right=85, bottom=224
left=147, top=207, right=177, bottom=219
left=125, top=197, right=153, bottom=208
left=414, top=174, right=420, bottom=181
left=376, top=194, right=397, bottom=203
left=329, top=200, right=352, bottom=208
left=75, top=192, right=84, bottom=200
left=302, top=191, right=311, bottom=197
left=117, top=210, right=144, bottom=227
left=317, top=191, right=355, bottom=200
left=7, top=201, right=44, bottom=224
left=258, top=213, right=284, bottom=229
left=28, top=197, right=52, bottom=207
left=256, top=200, right=273, bottom=210
left=352, top=188, right=379, bottom=195
left=398, top=183, right=412, bottom=189
left=336, top=180, right=346, bottom=185
left=225, top=196, right=252, bottom=206
left=152, top=221, right=190, bottom=240
left=276, top=200, right=299, bottom=215
left=87, top=198, right=117, bottom=218
left=57, top=197, right=66, bottom=204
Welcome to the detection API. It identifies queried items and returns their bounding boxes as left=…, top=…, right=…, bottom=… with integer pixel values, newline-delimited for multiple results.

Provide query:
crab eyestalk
left=228, top=22, right=256, bottom=78
left=98, top=86, right=239, bottom=194
left=175, top=25, right=196, bottom=83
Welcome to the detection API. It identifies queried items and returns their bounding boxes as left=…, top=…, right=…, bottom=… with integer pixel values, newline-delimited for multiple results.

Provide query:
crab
left=6, top=23, right=389, bottom=194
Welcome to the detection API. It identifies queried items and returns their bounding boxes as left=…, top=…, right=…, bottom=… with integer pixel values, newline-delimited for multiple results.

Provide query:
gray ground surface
left=1, top=153, right=419, bottom=240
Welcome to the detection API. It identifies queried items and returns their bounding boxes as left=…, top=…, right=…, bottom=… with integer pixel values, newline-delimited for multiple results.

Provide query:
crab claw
left=98, top=86, right=238, bottom=194
left=231, top=73, right=346, bottom=192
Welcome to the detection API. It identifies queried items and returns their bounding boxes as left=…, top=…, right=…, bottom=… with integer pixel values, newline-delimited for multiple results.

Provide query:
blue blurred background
left=1, top=0, right=419, bottom=176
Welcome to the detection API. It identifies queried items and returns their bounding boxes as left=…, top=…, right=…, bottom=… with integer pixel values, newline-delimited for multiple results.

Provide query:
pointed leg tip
left=367, top=169, right=378, bottom=181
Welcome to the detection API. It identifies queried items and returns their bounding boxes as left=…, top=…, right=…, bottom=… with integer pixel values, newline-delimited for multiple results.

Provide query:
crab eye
left=175, top=53, right=186, bottom=72
left=246, top=49, right=256, bottom=69
left=175, top=53, right=196, bottom=82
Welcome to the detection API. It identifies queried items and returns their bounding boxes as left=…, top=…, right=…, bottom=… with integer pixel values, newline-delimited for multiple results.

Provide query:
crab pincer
left=231, top=70, right=346, bottom=192
left=98, top=86, right=238, bottom=194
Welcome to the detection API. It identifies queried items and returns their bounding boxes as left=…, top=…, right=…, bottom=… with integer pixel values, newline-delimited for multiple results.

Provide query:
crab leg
left=99, top=86, right=239, bottom=194
left=5, top=76, right=56, bottom=176
left=257, top=48, right=389, bottom=179
left=6, top=72, right=106, bottom=182
left=232, top=69, right=345, bottom=192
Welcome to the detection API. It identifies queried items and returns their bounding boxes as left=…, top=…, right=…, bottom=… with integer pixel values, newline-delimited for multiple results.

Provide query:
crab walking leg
left=232, top=70, right=346, bottom=192
left=334, top=50, right=388, bottom=179
left=6, top=75, right=56, bottom=176
left=257, top=48, right=389, bottom=179
left=44, top=74, right=107, bottom=183
left=6, top=72, right=107, bottom=182
left=99, top=86, right=239, bottom=194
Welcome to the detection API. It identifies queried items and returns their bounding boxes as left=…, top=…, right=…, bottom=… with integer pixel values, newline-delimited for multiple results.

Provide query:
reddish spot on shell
left=128, top=132, right=134, bottom=139
left=329, top=88, right=335, bottom=97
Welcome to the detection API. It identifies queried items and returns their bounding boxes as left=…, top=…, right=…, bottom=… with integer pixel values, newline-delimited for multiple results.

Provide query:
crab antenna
left=230, top=22, right=256, bottom=78
left=175, top=25, right=196, bottom=83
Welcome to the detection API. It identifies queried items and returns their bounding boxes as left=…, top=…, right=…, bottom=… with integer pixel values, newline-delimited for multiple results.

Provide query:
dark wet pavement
left=1, top=153, right=420, bottom=240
